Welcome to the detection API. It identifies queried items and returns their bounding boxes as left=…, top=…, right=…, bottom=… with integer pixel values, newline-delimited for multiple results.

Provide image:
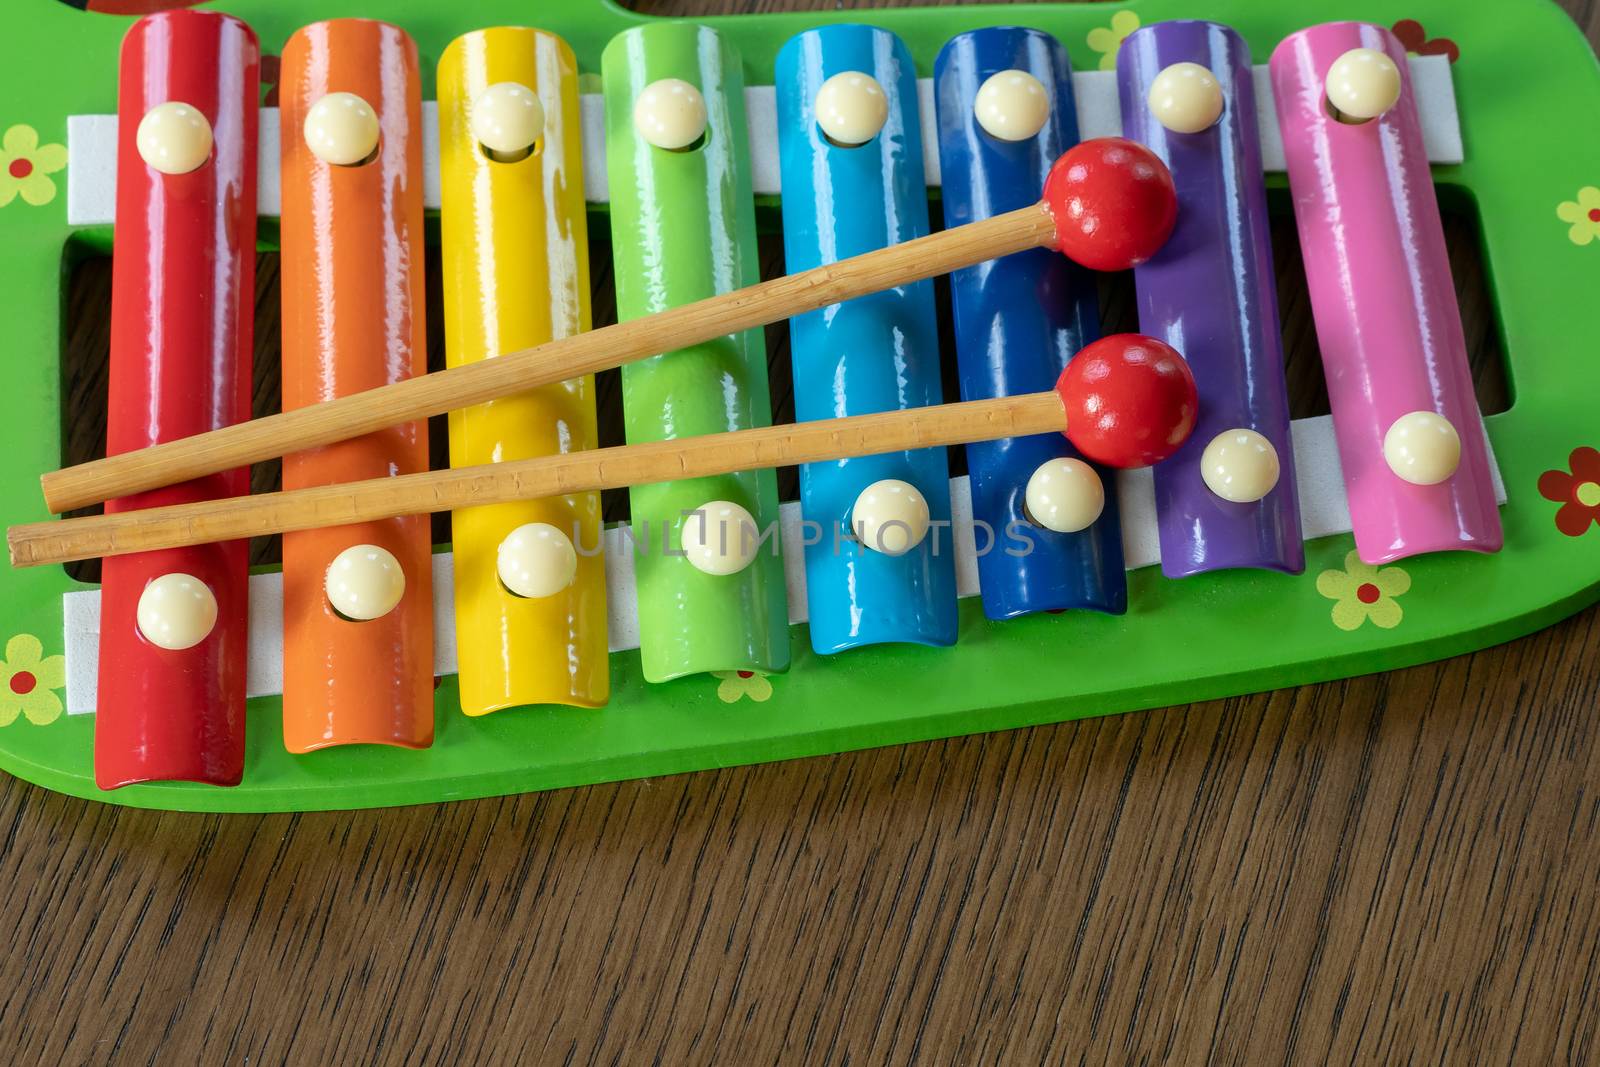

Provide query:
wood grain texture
left=6, top=1, right=1599, bottom=1063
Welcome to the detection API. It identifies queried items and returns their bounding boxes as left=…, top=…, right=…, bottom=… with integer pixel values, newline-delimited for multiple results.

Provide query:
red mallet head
left=1044, top=138, right=1178, bottom=273
left=1055, top=334, right=1198, bottom=468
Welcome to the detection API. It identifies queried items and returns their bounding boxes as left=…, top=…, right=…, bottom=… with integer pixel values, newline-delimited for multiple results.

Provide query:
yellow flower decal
left=0, top=125, right=67, bottom=208
left=0, top=634, right=66, bottom=726
left=1086, top=10, right=1141, bottom=71
left=713, top=669, right=772, bottom=704
left=1316, top=550, right=1411, bottom=631
left=1557, top=187, right=1600, bottom=246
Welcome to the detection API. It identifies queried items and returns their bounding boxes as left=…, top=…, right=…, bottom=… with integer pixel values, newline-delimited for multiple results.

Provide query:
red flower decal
left=1391, top=19, right=1460, bottom=64
left=1538, top=446, right=1600, bottom=537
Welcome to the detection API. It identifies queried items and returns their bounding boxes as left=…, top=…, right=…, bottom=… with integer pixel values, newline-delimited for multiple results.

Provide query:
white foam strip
left=61, top=412, right=1504, bottom=714
left=65, top=56, right=1460, bottom=226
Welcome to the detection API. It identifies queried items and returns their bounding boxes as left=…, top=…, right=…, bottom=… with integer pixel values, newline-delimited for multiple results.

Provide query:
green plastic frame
left=0, top=0, right=1596, bottom=811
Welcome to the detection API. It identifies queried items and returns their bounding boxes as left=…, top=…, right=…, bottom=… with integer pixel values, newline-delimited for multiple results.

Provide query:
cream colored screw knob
left=497, top=522, right=577, bottom=598
left=814, top=71, right=888, bottom=146
left=472, top=81, right=544, bottom=158
left=1025, top=457, right=1105, bottom=533
left=633, top=78, right=707, bottom=150
left=304, top=91, right=380, bottom=166
left=136, top=102, right=213, bottom=175
left=325, top=544, right=406, bottom=621
left=1200, top=428, right=1281, bottom=503
left=1383, top=411, right=1460, bottom=485
left=852, top=479, right=930, bottom=556
left=1147, top=62, right=1224, bottom=134
left=1325, top=47, right=1401, bottom=121
left=136, top=573, right=218, bottom=651
left=682, top=500, right=759, bottom=576
left=974, top=69, right=1050, bottom=142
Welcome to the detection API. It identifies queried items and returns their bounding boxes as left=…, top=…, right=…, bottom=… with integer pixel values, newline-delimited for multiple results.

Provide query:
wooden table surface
left=7, top=1, right=1600, bottom=1062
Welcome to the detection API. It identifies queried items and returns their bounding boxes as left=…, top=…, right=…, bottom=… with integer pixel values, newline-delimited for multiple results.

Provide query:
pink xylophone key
left=1271, top=22, right=1501, bottom=565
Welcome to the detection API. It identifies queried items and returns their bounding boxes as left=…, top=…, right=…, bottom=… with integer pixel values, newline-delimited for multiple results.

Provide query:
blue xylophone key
left=934, top=26, right=1128, bottom=619
left=775, top=24, right=958, bottom=654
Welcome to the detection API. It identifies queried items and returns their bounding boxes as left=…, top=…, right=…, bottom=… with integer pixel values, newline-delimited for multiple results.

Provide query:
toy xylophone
left=0, top=0, right=1595, bottom=813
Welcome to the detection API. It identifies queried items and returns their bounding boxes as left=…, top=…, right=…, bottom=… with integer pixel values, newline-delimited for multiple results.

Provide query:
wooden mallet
left=11, top=139, right=1196, bottom=569
left=9, top=334, right=1198, bottom=566
left=34, top=138, right=1179, bottom=517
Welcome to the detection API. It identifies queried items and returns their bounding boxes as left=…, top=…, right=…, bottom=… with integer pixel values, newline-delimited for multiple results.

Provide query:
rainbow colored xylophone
left=0, top=0, right=1596, bottom=813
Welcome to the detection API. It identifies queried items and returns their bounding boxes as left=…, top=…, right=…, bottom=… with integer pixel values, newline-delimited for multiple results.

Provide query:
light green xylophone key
left=601, top=22, right=790, bottom=683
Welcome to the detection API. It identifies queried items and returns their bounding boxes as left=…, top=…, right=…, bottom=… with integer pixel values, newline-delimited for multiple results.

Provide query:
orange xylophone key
left=277, top=18, right=433, bottom=752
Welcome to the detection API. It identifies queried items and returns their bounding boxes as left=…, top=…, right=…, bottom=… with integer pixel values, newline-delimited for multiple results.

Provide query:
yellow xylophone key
left=438, top=27, right=608, bottom=715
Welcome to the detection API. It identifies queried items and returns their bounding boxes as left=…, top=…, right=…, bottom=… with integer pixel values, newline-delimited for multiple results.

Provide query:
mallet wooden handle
left=40, top=205, right=1058, bottom=515
left=11, top=392, right=1067, bottom=567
